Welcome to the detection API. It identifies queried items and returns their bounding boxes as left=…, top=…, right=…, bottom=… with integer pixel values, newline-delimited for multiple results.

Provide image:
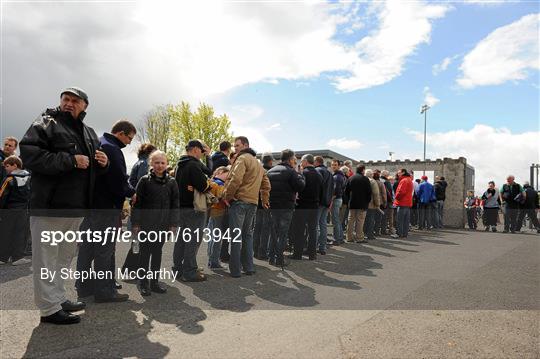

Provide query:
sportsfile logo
left=40, top=227, right=242, bottom=246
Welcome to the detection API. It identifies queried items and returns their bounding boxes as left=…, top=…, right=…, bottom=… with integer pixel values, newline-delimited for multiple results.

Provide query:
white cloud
left=432, top=56, right=456, bottom=75
left=327, top=138, right=363, bottom=150
left=266, top=123, right=282, bottom=131
left=223, top=104, right=274, bottom=152
left=463, top=0, right=509, bottom=6
left=423, top=86, right=440, bottom=107
left=457, top=13, right=540, bottom=88
left=406, top=125, right=540, bottom=193
left=334, top=1, right=450, bottom=92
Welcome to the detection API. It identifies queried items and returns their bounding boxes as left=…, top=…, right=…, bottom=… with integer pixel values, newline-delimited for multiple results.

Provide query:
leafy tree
left=138, top=102, right=233, bottom=165
left=137, top=105, right=172, bottom=154
left=168, top=101, right=233, bottom=164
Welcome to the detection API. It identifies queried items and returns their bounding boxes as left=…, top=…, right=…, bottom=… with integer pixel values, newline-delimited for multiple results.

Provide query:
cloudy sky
left=1, top=0, right=538, bottom=192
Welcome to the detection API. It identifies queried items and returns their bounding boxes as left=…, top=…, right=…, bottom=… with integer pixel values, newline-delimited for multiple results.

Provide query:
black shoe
left=61, top=300, right=86, bottom=312
left=485, top=227, right=490, bottom=231
left=95, top=293, right=129, bottom=303
left=243, top=270, right=256, bottom=276
left=220, top=255, right=230, bottom=263
left=138, top=280, right=151, bottom=296
left=503, top=230, right=509, bottom=233
left=274, top=258, right=288, bottom=268
left=308, top=254, right=317, bottom=260
left=268, top=258, right=276, bottom=265
left=317, top=250, right=326, bottom=255
left=114, top=281, right=123, bottom=290
left=150, top=280, right=167, bottom=294
left=41, top=310, right=80, bottom=325
left=288, top=254, right=302, bottom=260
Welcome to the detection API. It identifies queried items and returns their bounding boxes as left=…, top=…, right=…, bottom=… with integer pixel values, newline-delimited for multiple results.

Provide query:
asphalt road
left=1, top=228, right=538, bottom=358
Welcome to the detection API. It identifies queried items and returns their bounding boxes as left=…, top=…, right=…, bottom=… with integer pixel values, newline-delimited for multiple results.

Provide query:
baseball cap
left=421, top=175, right=428, bottom=180
left=61, top=87, right=89, bottom=104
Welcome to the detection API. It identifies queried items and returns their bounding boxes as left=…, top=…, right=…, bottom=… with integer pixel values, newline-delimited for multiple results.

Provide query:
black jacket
left=434, top=180, right=447, bottom=201
left=0, top=150, right=8, bottom=183
left=345, top=173, right=372, bottom=210
left=93, top=133, right=135, bottom=210
left=0, top=169, right=31, bottom=209
left=175, top=155, right=209, bottom=208
left=131, top=170, right=179, bottom=230
left=129, top=155, right=149, bottom=189
left=267, top=162, right=306, bottom=209
left=316, top=164, right=334, bottom=207
left=333, top=170, right=346, bottom=199
left=523, top=185, right=539, bottom=209
left=19, top=108, right=108, bottom=216
left=297, top=166, right=323, bottom=209
left=210, top=151, right=230, bottom=173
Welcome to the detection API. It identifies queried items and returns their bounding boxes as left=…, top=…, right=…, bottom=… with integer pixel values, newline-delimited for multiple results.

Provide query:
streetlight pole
left=420, top=104, right=430, bottom=175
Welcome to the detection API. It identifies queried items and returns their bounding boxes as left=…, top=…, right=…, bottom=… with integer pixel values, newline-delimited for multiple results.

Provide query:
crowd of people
left=0, top=87, right=539, bottom=326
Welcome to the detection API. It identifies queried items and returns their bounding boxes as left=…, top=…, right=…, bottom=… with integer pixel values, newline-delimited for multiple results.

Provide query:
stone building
left=256, top=150, right=474, bottom=228
left=357, top=157, right=475, bottom=228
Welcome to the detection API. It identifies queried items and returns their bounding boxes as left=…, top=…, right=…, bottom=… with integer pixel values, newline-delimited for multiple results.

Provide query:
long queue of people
left=0, top=87, right=538, bottom=326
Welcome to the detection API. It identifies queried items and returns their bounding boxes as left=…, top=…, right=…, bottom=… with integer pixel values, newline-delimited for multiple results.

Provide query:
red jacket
left=394, top=175, right=413, bottom=207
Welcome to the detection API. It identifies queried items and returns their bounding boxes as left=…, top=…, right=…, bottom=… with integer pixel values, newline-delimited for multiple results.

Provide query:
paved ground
left=1, top=228, right=538, bottom=358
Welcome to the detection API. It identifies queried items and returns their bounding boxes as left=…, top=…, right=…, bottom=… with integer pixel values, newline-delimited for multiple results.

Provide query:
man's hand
left=74, top=155, right=89, bottom=169
left=131, top=194, right=137, bottom=205
left=203, top=144, right=211, bottom=155
left=263, top=202, right=270, bottom=209
left=223, top=199, right=231, bottom=207
left=187, top=185, right=194, bottom=192
left=95, top=150, right=108, bottom=167
left=132, top=225, right=140, bottom=234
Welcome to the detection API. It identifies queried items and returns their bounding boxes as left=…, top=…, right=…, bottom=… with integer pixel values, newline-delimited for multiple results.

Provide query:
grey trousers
left=30, top=216, right=83, bottom=316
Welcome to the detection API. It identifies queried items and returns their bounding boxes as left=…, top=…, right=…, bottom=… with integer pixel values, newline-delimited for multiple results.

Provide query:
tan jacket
left=223, top=150, right=271, bottom=206
left=375, top=179, right=387, bottom=208
left=368, top=178, right=381, bottom=209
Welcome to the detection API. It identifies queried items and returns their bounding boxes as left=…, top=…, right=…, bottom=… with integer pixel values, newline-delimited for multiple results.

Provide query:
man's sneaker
left=390, top=234, right=399, bottom=239
left=11, top=258, right=31, bottom=266
left=503, top=230, right=509, bottom=233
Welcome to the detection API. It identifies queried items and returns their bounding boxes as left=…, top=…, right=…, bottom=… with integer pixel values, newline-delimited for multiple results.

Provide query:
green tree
left=168, top=101, right=233, bottom=164
left=137, top=105, right=173, bottom=154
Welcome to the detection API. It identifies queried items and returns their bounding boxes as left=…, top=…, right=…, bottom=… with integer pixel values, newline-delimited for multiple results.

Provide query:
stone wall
left=357, top=157, right=473, bottom=228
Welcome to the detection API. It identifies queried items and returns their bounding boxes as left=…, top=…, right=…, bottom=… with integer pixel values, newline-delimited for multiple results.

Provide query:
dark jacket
left=381, top=176, right=394, bottom=206
left=0, top=169, right=31, bottom=209
left=19, top=107, right=108, bottom=216
left=258, top=164, right=273, bottom=209
left=500, top=182, right=524, bottom=208
left=297, top=166, right=323, bottom=209
left=131, top=170, right=179, bottom=230
left=434, top=180, right=448, bottom=201
left=345, top=173, right=372, bottom=210
left=267, top=162, right=306, bottom=209
left=333, top=170, right=346, bottom=199
left=210, top=151, right=230, bottom=173
left=93, top=133, right=135, bottom=210
left=0, top=150, right=8, bottom=183
left=316, top=164, right=334, bottom=207
left=523, top=185, right=539, bottom=209
left=175, top=155, right=209, bottom=208
left=129, top=155, right=150, bottom=189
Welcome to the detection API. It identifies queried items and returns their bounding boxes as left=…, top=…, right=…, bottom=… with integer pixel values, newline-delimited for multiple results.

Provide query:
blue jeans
left=317, top=206, right=329, bottom=251
left=396, top=206, right=411, bottom=237
left=331, top=198, right=343, bottom=242
left=253, top=208, right=271, bottom=258
left=228, top=201, right=257, bottom=277
left=173, top=208, right=206, bottom=280
left=207, top=215, right=227, bottom=266
left=268, top=208, right=294, bottom=261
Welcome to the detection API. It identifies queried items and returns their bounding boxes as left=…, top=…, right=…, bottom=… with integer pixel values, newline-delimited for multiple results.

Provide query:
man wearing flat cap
left=20, top=87, right=109, bottom=325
